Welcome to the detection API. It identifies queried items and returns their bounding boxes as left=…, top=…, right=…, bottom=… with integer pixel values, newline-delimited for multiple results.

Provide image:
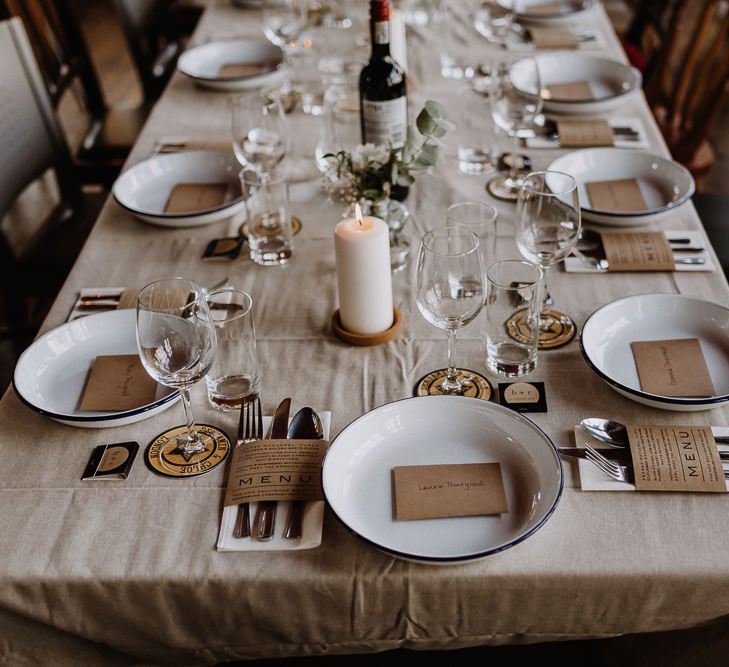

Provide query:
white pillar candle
left=390, top=8, right=408, bottom=73
left=334, top=204, right=394, bottom=335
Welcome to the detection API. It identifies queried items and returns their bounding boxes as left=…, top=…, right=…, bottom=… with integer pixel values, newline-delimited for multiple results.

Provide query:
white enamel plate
left=581, top=293, right=729, bottom=411
left=501, top=0, right=598, bottom=21
left=13, top=310, right=179, bottom=428
left=322, top=396, right=563, bottom=564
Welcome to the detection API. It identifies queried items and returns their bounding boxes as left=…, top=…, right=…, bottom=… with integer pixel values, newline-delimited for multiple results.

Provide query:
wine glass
left=515, top=170, right=581, bottom=349
left=488, top=58, right=543, bottom=200
left=415, top=226, right=485, bottom=396
left=262, top=0, right=308, bottom=51
left=231, top=92, right=286, bottom=180
left=136, top=278, right=217, bottom=462
left=474, top=1, right=517, bottom=47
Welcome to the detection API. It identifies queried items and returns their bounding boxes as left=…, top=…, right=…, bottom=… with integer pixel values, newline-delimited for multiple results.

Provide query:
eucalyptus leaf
left=416, top=109, right=437, bottom=136
left=424, top=100, right=449, bottom=120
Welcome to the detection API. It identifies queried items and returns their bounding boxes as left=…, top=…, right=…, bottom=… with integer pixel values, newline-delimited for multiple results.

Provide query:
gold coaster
left=145, top=424, right=231, bottom=478
left=506, top=308, right=576, bottom=350
left=239, top=215, right=302, bottom=239
left=414, top=369, right=494, bottom=400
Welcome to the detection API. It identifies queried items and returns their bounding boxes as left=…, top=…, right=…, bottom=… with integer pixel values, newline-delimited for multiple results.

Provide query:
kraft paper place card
left=78, top=355, right=158, bottom=411
left=223, top=439, right=329, bottom=507
left=557, top=119, right=613, bottom=147
left=545, top=80, right=594, bottom=101
left=526, top=2, right=564, bottom=14
left=217, top=63, right=269, bottom=78
left=392, top=463, right=508, bottom=521
left=627, top=425, right=726, bottom=492
left=630, top=338, right=716, bottom=397
left=585, top=178, right=647, bottom=212
left=164, top=183, right=228, bottom=214
left=601, top=231, right=675, bottom=271
left=529, top=27, right=578, bottom=49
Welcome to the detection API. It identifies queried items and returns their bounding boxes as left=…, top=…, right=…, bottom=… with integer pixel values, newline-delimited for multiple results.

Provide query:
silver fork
left=232, top=395, right=263, bottom=538
left=584, top=443, right=729, bottom=483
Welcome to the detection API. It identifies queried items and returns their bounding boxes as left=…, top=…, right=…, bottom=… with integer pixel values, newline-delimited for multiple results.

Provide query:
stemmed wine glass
left=515, top=170, right=581, bottom=349
left=488, top=57, right=543, bottom=201
left=136, top=278, right=217, bottom=464
left=415, top=226, right=485, bottom=396
left=261, top=0, right=308, bottom=103
left=231, top=91, right=286, bottom=181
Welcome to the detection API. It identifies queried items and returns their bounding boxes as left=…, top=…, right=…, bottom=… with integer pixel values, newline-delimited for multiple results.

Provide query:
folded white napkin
left=565, top=230, right=715, bottom=273
left=525, top=117, right=649, bottom=149
left=574, top=424, right=729, bottom=491
left=216, top=411, right=331, bottom=551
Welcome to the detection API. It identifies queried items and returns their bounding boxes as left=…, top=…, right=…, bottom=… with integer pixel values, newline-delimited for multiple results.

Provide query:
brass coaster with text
left=414, top=369, right=493, bottom=400
left=506, top=308, right=576, bottom=350
left=145, top=424, right=231, bottom=478
left=239, top=215, right=302, bottom=239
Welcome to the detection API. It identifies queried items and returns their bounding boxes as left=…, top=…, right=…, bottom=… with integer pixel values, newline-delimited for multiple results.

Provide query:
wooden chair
left=0, top=16, right=104, bottom=354
left=642, top=0, right=729, bottom=177
left=112, top=0, right=202, bottom=102
left=0, top=0, right=149, bottom=186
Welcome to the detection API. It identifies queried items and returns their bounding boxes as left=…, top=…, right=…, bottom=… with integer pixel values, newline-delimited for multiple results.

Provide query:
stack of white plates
left=548, top=148, right=695, bottom=225
left=178, top=40, right=285, bottom=92
left=13, top=310, right=179, bottom=428
left=113, top=151, right=246, bottom=227
left=322, top=396, right=563, bottom=564
left=581, top=294, right=729, bottom=411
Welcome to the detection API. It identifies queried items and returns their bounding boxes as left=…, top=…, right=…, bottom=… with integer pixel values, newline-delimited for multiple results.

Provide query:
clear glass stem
left=443, top=329, right=461, bottom=392
left=180, top=387, right=203, bottom=452
left=539, top=264, right=553, bottom=329
left=509, top=130, right=520, bottom=183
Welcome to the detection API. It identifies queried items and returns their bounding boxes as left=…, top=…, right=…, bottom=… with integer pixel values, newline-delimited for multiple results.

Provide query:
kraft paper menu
left=545, top=80, right=594, bottom=100
left=601, top=231, right=675, bottom=271
left=217, top=63, right=270, bottom=78
left=392, top=463, right=508, bottom=520
left=557, top=119, right=613, bottom=147
left=627, top=425, right=726, bottom=492
left=529, top=27, right=578, bottom=49
left=526, top=2, right=564, bottom=14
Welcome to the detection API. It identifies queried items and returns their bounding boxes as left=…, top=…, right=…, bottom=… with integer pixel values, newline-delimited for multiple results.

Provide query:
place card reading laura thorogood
left=631, top=338, right=715, bottom=397
left=392, top=463, right=508, bottom=521
left=164, top=183, right=228, bottom=214
left=78, top=355, right=159, bottom=411
left=223, top=439, right=328, bottom=507
left=601, top=231, right=674, bottom=271
left=627, top=425, right=726, bottom=492
left=544, top=80, right=594, bottom=101
left=585, top=178, right=647, bottom=212
left=557, top=119, right=613, bottom=147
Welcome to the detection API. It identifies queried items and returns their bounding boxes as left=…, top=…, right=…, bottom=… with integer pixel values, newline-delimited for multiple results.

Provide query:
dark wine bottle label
left=363, top=97, right=407, bottom=149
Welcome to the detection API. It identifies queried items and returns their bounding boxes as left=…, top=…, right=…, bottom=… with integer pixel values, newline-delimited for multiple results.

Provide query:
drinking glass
left=485, top=259, right=543, bottom=376
left=136, top=278, right=217, bottom=460
left=415, top=226, right=484, bottom=395
left=446, top=201, right=498, bottom=269
left=488, top=58, right=543, bottom=200
left=515, top=170, right=581, bottom=349
left=231, top=92, right=286, bottom=179
left=241, top=169, right=294, bottom=266
left=205, top=289, right=260, bottom=411
left=450, top=86, right=498, bottom=175
left=474, top=1, right=517, bottom=47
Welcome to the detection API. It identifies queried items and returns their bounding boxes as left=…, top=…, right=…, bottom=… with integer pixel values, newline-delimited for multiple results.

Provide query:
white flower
left=350, top=143, right=390, bottom=172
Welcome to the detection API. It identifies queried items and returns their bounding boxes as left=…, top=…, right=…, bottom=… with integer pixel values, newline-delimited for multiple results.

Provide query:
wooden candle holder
left=332, top=307, right=402, bottom=346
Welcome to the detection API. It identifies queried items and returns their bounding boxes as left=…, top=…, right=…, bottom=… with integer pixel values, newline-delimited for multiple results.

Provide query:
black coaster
left=239, top=215, right=302, bottom=239
left=506, top=308, right=576, bottom=350
left=498, top=381, right=548, bottom=413
left=414, top=368, right=494, bottom=400
left=486, top=172, right=532, bottom=201
left=145, top=424, right=231, bottom=478
left=202, top=237, right=243, bottom=261
left=496, top=152, right=532, bottom=172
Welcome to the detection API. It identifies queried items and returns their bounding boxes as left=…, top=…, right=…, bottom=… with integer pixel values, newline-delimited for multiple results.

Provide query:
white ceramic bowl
left=177, top=40, right=285, bottom=92
left=13, top=310, right=180, bottom=428
left=514, top=54, right=641, bottom=114
left=322, top=396, right=563, bottom=564
left=580, top=294, right=729, bottom=411
left=500, top=0, right=597, bottom=22
left=112, top=151, right=246, bottom=227
left=548, top=148, right=695, bottom=225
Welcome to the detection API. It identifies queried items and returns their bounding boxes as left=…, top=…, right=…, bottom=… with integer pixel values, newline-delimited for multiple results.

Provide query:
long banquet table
left=3, top=1, right=729, bottom=665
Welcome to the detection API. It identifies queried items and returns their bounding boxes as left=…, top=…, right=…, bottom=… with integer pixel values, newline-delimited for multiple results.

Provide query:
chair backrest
left=0, top=17, right=76, bottom=219
left=645, top=0, right=729, bottom=165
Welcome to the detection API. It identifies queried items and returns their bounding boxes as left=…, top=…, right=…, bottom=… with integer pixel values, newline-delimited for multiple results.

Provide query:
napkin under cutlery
left=216, top=411, right=331, bottom=551
left=565, top=231, right=715, bottom=273
left=574, top=424, right=729, bottom=491
left=524, top=117, right=649, bottom=149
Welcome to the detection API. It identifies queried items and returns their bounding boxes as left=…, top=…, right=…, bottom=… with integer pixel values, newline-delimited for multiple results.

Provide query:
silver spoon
left=581, top=417, right=729, bottom=448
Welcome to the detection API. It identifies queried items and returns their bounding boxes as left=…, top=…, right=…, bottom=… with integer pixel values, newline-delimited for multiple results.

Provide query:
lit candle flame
left=355, top=203, right=364, bottom=226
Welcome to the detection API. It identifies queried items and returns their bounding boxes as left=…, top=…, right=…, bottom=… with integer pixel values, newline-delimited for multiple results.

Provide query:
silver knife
left=558, top=447, right=729, bottom=462
left=254, top=398, right=291, bottom=541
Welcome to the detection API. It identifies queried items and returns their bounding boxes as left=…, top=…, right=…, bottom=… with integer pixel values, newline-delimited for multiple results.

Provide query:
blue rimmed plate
left=322, top=396, right=562, bottom=564
left=13, top=310, right=179, bottom=428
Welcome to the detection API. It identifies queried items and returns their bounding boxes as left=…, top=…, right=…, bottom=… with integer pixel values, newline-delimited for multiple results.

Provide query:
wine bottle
left=359, top=0, right=408, bottom=152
